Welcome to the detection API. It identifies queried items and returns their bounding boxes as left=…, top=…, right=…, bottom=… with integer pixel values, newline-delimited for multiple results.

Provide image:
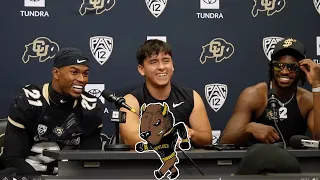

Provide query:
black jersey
left=4, top=83, right=103, bottom=175
left=252, top=84, right=307, bottom=144
left=130, top=83, right=194, bottom=127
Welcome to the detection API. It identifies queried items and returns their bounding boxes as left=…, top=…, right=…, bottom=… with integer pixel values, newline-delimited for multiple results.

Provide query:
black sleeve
left=79, top=126, right=102, bottom=150
left=3, top=123, right=39, bottom=175
left=4, top=86, right=42, bottom=175
left=79, top=96, right=103, bottom=150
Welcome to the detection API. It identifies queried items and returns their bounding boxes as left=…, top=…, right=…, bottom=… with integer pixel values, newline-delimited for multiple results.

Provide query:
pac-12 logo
left=251, top=0, right=286, bottom=17
left=79, top=0, right=115, bottom=16
left=199, top=38, right=234, bottom=64
left=263, top=36, right=284, bottom=61
left=205, top=83, right=227, bottom=112
left=90, top=36, right=113, bottom=65
left=145, top=0, right=167, bottom=18
left=22, top=37, right=59, bottom=64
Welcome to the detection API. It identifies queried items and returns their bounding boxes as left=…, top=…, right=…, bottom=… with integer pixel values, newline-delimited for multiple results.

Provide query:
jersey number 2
left=23, top=88, right=42, bottom=106
left=279, top=107, right=288, bottom=119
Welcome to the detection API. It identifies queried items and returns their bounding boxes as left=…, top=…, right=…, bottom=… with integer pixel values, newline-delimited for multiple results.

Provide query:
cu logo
left=202, top=0, right=217, bottom=4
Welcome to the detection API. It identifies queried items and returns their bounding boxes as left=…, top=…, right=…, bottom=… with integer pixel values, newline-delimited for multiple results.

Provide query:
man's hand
left=247, top=122, right=280, bottom=144
left=299, top=59, right=320, bottom=88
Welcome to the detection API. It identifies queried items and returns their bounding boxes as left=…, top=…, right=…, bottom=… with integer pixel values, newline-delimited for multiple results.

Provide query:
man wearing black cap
left=220, top=38, right=320, bottom=146
left=3, top=47, right=104, bottom=175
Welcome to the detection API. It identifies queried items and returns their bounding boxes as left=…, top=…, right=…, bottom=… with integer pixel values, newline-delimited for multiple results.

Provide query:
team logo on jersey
left=205, top=83, right=227, bottom=112
left=79, top=0, right=116, bottom=16
left=251, top=0, right=286, bottom=17
left=90, top=36, right=113, bottom=65
left=53, top=126, right=64, bottom=137
left=266, top=109, right=274, bottom=119
left=145, top=0, right=167, bottom=18
left=22, top=37, right=59, bottom=64
left=85, top=84, right=105, bottom=103
left=314, top=0, right=320, bottom=15
left=37, top=124, right=47, bottom=136
left=263, top=36, right=284, bottom=61
left=199, top=38, right=234, bottom=64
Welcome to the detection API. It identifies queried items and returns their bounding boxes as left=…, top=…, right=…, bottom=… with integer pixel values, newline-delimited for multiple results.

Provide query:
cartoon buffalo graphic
left=135, top=102, right=191, bottom=180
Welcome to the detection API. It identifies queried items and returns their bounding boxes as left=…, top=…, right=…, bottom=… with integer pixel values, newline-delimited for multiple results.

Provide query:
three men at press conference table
left=3, top=38, right=320, bottom=176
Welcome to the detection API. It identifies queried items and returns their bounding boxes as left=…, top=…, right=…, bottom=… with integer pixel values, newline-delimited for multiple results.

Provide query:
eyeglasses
left=272, top=61, right=300, bottom=72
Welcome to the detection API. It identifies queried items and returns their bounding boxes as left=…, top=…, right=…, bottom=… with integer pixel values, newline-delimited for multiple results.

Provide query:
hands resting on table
left=247, top=122, right=280, bottom=144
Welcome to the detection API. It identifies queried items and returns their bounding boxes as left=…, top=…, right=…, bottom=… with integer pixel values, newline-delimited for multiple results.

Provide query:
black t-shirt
left=4, top=83, right=103, bottom=175
left=130, top=83, right=194, bottom=128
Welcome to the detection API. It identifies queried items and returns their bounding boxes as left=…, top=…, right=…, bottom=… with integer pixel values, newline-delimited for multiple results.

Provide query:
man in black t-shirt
left=119, top=40, right=212, bottom=149
left=3, top=48, right=103, bottom=175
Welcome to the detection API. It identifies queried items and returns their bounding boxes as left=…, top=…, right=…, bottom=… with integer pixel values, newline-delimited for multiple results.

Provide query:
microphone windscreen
left=290, top=135, right=311, bottom=149
left=101, top=89, right=115, bottom=102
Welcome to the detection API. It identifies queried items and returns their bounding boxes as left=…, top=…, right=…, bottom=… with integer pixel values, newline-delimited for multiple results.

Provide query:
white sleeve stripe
left=7, top=116, right=25, bottom=129
left=42, top=83, right=50, bottom=105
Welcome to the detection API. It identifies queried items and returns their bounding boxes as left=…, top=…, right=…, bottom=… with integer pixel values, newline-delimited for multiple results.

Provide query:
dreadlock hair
left=268, top=59, right=306, bottom=86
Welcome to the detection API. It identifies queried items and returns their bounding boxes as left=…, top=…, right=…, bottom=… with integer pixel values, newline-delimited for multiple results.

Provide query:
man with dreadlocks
left=220, top=38, right=320, bottom=146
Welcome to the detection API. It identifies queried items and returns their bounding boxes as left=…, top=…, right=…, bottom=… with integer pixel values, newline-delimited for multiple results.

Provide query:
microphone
left=101, top=89, right=136, bottom=113
left=290, top=135, right=319, bottom=149
left=267, top=88, right=287, bottom=149
left=268, top=89, right=278, bottom=119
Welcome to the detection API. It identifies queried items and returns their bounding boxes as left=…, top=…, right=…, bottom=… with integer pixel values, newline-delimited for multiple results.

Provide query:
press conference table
left=43, top=149, right=320, bottom=178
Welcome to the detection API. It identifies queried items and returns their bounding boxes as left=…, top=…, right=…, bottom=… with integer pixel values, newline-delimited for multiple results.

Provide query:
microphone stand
left=104, top=105, right=131, bottom=151
left=270, top=103, right=278, bottom=122
left=270, top=99, right=287, bottom=149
